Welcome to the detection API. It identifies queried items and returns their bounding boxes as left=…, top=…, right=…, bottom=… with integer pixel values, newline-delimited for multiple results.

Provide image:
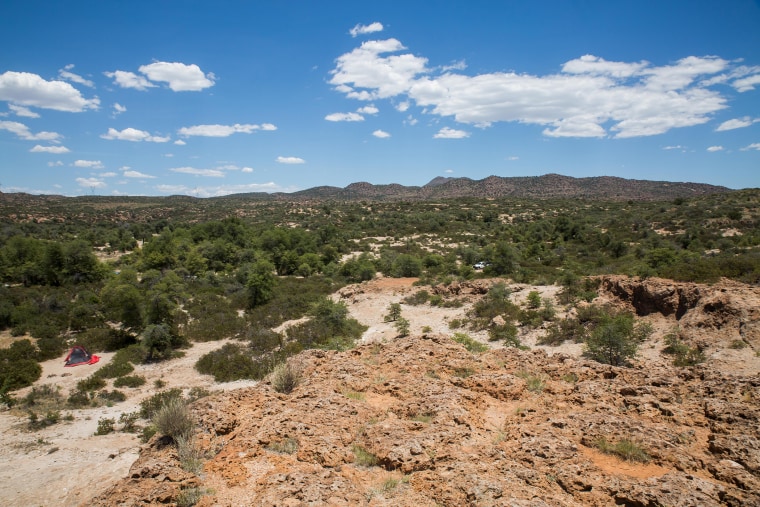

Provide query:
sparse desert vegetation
left=0, top=185, right=759, bottom=505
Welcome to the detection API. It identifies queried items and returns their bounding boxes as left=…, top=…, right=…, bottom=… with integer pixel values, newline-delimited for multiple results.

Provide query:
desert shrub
left=267, top=437, right=299, bottom=454
left=394, top=317, right=410, bottom=337
left=114, top=375, right=146, bottom=388
left=140, top=388, right=184, bottom=419
left=538, top=317, right=586, bottom=345
left=93, top=358, right=134, bottom=379
left=176, top=434, right=204, bottom=473
left=244, top=327, right=283, bottom=355
left=195, top=343, right=275, bottom=382
left=594, top=437, right=650, bottom=463
left=452, top=332, right=488, bottom=353
left=152, top=397, right=194, bottom=441
left=0, top=339, right=42, bottom=391
left=488, top=323, right=521, bottom=347
left=0, top=358, right=42, bottom=392
left=187, top=387, right=212, bottom=402
left=77, top=375, right=106, bottom=392
left=141, top=424, right=158, bottom=443
left=67, top=390, right=92, bottom=408
left=468, top=283, right=520, bottom=330
left=352, top=444, right=379, bottom=467
left=119, top=412, right=140, bottom=432
left=28, top=409, right=61, bottom=430
left=76, top=328, right=137, bottom=353
left=270, top=360, right=303, bottom=394
left=98, top=389, right=127, bottom=403
left=113, top=343, right=149, bottom=365
left=184, top=298, right=245, bottom=341
left=176, top=486, right=212, bottom=507
left=403, top=290, right=430, bottom=306
left=383, top=303, right=402, bottom=322
left=526, top=290, right=542, bottom=309
left=516, top=370, right=546, bottom=393
left=95, top=417, right=115, bottom=435
left=584, top=312, right=651, bottom=366
left=518, top=309, right=543, bottom=328
left=285, top=298, right=366, bottom=349
left=663, top=332, right=705, bottom=367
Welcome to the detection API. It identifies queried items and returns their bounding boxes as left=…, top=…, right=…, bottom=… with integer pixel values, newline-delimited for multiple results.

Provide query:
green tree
left=384, top=303, right=402, bottom=322
left=526, top=290, right=542, bottom=309
left=583, top=312, right=650, bottom=366
left=141, top=324, right=173, bottom=361
left=246, top=260, right=277, bottom=309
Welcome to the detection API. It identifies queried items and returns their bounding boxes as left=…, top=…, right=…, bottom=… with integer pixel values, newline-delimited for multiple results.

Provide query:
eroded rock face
left=599, top=276, right=760, bottom=349
left=88, top=335, right=760, bottom=507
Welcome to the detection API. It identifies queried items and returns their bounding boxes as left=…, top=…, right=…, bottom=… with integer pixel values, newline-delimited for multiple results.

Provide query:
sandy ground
left=1, top=276, right=756, bottom=506
left=0, top=339, right=256, bottom=507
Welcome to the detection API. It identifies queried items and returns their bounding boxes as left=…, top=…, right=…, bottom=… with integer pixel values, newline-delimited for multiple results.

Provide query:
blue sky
left=1, top=0, right=759, bottom=196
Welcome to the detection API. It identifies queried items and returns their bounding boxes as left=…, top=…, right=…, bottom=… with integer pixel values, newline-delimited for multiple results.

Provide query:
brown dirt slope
left=89, top=332, right=760, bottom=506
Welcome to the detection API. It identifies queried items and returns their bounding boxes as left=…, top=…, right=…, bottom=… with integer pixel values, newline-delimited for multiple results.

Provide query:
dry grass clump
left=269, top=359, right=303, bottom=394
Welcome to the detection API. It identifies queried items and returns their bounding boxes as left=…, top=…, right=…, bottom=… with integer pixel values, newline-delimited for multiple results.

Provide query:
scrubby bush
left=140, top=388, right=184, bottom=419
left=403, top=290, right=430, bottom=306
left=196, top=343, right=276, bottom=382
left=488, top=323, right=520, bottom=347
left=152, top=397, right=194, bottom=442
left=113, top=375, right=146, bottom=388
left=583, top=312, right=651, bottom=366
left=95, top=417, right=115, bottom=435
left=77, top=375, right=106, bottom=392
left=452, top=332, right=488, bottom=353
left=269, top=360, right=303, bottom=394
left=663, top=331, right=705, bottom=366
left=93, top=359, right=134, bottom=379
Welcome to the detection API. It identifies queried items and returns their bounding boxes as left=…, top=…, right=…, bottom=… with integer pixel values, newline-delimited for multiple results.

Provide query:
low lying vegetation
left=0, top=190, right=757, bottom=394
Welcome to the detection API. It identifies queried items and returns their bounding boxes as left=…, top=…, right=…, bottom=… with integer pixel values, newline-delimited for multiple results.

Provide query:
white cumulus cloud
left=434, top=127, right=469, bottom=139
left=716, top=117, right=758, bottom=131
left=30, top=144, right=69, bottom=153
left=350, top=22, right=384, bottom=37
left=178, top=123, right=274, bottom=137
left=357, top=105, right=379, bottom=114
left=139, top=62, right=215, bottom=91
left=58, top=64, right=94, bottom=88
left=0, top=120, right=61, bottom=141
left=104, top=70, right=155, bottom=91
left=276, top=156, right=305, bottom=164
left=329, top=40, right=742, bottom=139
left=73, top=159, right=104, bottom=169
left=740, top=143, right=760, bottom=151
left=123, top=170, right=156, bottom=178
left=101, top=127, right=170, bottom=142
left=8, top=104, right=39, bottom=118
left=76, top=177, right=106, bottom=188
left=330, top=38, right=429, bottom=100
left=325, top=112, right=364, bottom=122
left=112, top=103, right=127, bottom=115
left=0, top=71, right=99, bottom=112
left=707, top=145, right=724, bottom=152
left=372, top=129, right=391, bottom=138
left=732, top=73, right=760, bottom=92
left=170, top=166, right=225, bottom=177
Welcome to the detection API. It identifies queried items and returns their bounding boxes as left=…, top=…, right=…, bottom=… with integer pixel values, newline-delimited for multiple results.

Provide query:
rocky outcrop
left=88, top=335, right=760, bottom=506
left=599, top=276, right=760, bottom=349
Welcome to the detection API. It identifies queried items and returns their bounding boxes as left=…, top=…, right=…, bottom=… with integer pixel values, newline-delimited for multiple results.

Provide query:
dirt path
left=0, top=339, right=256, bottom=507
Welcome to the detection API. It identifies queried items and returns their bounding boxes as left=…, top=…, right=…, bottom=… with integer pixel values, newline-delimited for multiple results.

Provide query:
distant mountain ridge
left=273, top=173, right=730, bottom=201
left=0, top=174, right=733, bottom=205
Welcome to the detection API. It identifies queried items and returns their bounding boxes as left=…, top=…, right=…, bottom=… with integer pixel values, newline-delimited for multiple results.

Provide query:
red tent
left=64, top=345, right=100, bottom=367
